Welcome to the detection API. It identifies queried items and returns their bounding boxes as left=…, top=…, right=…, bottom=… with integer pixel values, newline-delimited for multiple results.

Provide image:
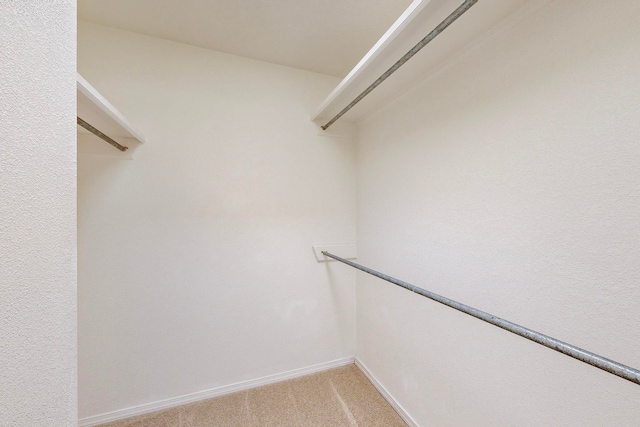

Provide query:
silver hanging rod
left=321, top=251, right=640, bottom=386
left=321, top=0, right=478, bottom=130
left=77, top=117, right=129, bottom=152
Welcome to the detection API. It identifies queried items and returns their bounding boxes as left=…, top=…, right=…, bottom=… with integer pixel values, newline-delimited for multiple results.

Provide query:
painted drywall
left=78, top=0, right=412, bottom=78
left=354, top=0, right=640, bottom=425
left=0, top=2, right=77, bottom=426
left=77, top=22, right=356, bottom=419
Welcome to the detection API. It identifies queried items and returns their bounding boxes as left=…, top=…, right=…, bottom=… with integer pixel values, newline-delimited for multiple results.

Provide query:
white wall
left=0, top=2, right=77, bottom=426
left=355, top=0, right=640, bottom=425
left=77, top=22, right=356, bottom=419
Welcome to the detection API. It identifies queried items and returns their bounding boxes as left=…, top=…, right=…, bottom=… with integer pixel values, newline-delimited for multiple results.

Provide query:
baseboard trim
left=354, top=358, right=419, bottom=427
left=79, top=356, right=355, bottom=427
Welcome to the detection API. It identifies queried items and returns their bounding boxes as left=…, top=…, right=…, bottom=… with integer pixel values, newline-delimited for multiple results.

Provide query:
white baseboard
left=79, top=356, right=355, bottom=427
left=354, top=358, right=419, bottom=427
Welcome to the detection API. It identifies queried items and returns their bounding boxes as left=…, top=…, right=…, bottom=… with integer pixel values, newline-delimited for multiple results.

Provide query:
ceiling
left=78, top=0, right=413, bottom=77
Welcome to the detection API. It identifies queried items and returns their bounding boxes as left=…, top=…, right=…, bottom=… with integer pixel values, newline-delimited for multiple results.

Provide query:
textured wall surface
left=77, top=22, right=356, bottom=419
left=0, top=2, right=77, bottom=426
left=355, top=0, right=640, bottom=425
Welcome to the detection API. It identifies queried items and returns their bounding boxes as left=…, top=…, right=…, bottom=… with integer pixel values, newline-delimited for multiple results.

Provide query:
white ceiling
left=78, top=0, right=412, bottom=77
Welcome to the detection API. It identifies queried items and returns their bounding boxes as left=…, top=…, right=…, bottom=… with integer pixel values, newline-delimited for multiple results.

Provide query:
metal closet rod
left=322, top=0, right=478, bottom=130
left=322, top=251, right=640, bottom=386
left=77, top=117, right=129, bottom=152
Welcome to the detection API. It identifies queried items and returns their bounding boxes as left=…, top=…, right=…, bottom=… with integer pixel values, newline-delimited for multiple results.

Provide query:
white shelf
left=312, top=0, right=539, bottom=125
left=77, top=73, right=145, bottom=157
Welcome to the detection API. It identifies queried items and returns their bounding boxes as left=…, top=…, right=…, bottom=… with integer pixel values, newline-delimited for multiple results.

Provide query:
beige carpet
left=98, top=364, right=407, bottom=426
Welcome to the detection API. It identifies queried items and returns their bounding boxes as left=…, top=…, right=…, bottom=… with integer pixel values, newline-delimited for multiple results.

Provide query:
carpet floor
left=97, top=364, right=407, bottom=426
